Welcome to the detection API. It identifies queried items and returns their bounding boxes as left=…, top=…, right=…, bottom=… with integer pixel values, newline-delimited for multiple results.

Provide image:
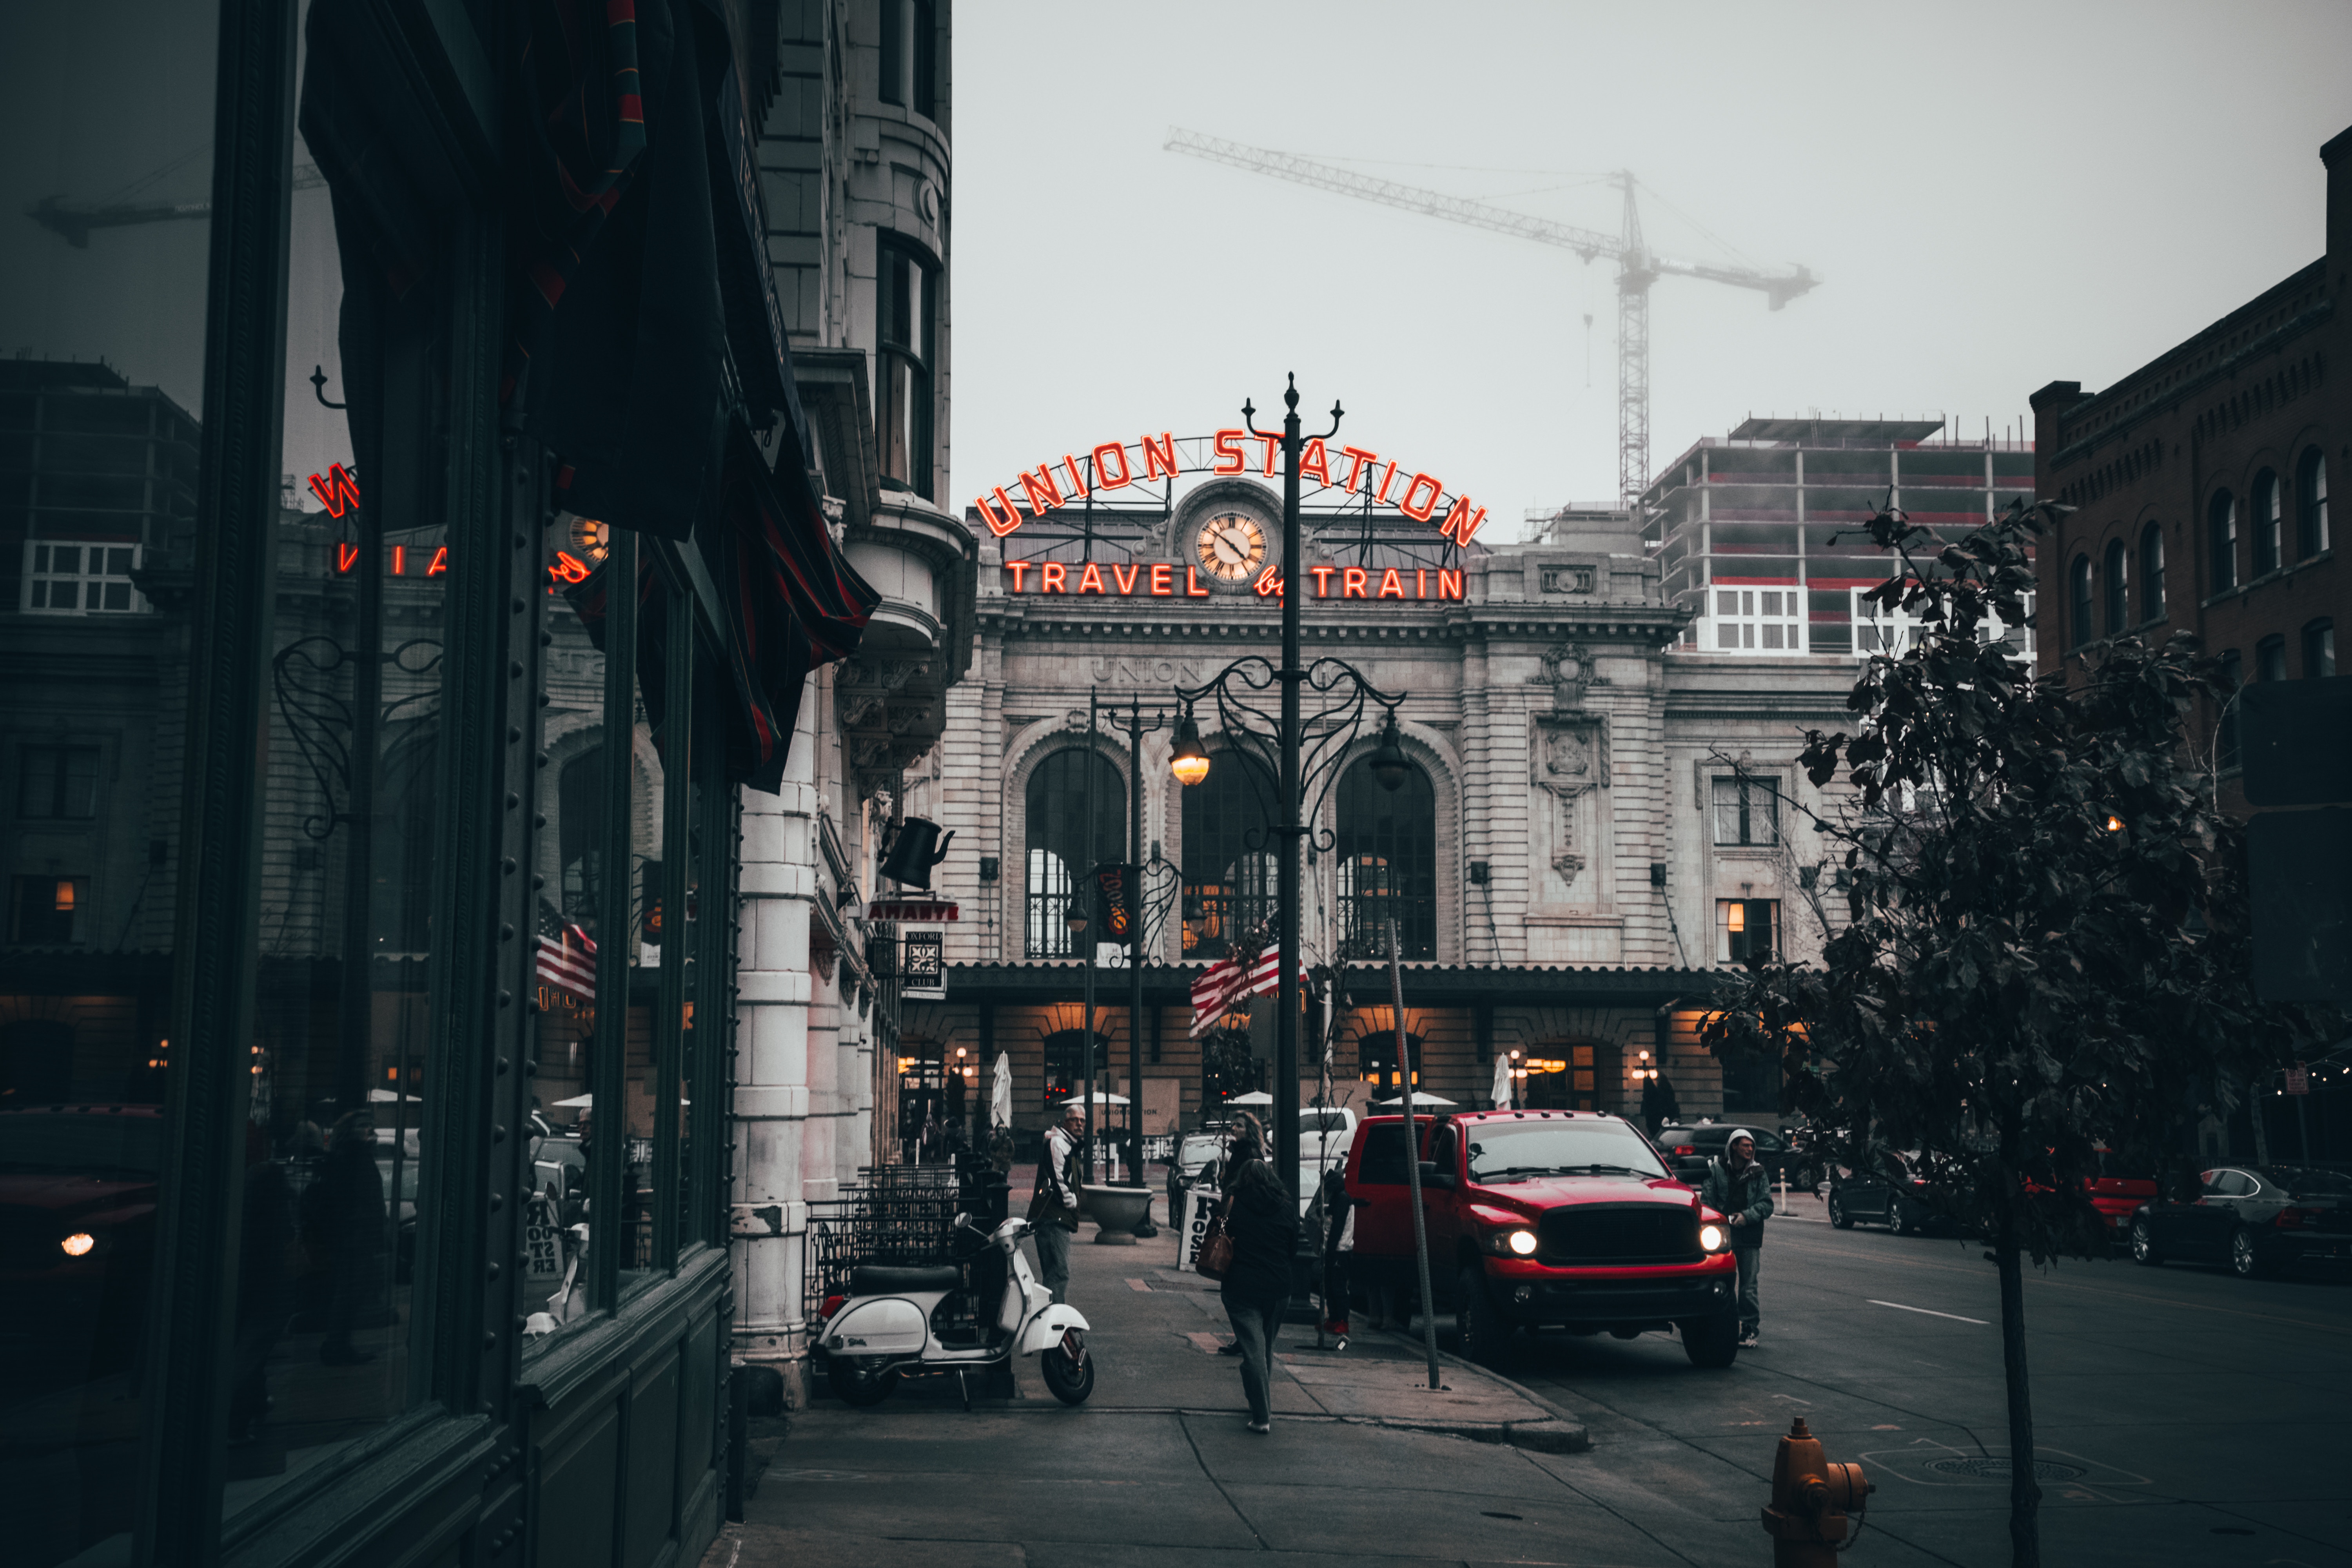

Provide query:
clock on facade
left=568, top=516, right=611, bottom=563
left=1194, top=511, right=1268, bottom=581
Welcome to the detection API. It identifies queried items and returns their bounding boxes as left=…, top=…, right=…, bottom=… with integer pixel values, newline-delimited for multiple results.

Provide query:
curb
left=1375, top=1327, right=1593, bottom=1453
left=792, top=1399, right=1588, bottom=1452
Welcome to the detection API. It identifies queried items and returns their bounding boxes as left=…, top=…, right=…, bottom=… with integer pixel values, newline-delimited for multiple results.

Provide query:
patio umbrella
left=1062, top=1092, right=1130, bottom=1107
left=1227, top=1090, right=1274, bottom=1106
left=990, top=1051, right=1013, bottom=1130
left=1489, top=1055, right=1513, bottom=1110
left=1373, top=1093, right=1457, bottom=1107
left=550, top=1093, right=595, bottom=1109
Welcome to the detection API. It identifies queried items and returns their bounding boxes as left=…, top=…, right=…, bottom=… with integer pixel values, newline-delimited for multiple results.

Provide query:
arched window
left=2138, top=521, right=2165, bottom=624
left=2102, top=539, right=2128, bottom=636
left=1336, top=753, right=1436, bottom=960
left=2253, top=469, right=2282, bottom=576
left=2298, top=447, right=2330, bottom=559
left=1024, top=748, right=1124, bottom=958
left=1180, top=749, right=1275, bottom=959
left=1357, top=1029, right=1428, bottom=1093
left=2209, top=490, right=2238, bottom=592
left=2068, top=554, right=2092, bottom=648
left=1041, top=1026, right=1116, bottom=1109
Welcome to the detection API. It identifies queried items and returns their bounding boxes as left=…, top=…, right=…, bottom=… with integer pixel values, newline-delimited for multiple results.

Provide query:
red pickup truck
left=1341, top=1109, right=1743, bottom=1368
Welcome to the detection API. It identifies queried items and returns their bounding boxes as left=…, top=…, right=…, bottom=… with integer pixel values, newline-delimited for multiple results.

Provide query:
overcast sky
left=954, top=0, right=2352, bottom=541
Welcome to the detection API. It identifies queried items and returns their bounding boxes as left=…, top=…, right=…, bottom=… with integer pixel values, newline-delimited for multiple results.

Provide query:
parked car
left=0, top=1104, right=164, bottom=1391
left=1343, top=1110, right=1742, bottom=1369
left=2080, top=1149, right=2159, bottom=1238
left=2129, top=1165, right=2352, bottom=1278
left=1827, top=1149, right=1947, bottom=1234
left=1658, top=1122, right=1818, bottom=1190
left=1165, top=1131, right=1224, bottom=1212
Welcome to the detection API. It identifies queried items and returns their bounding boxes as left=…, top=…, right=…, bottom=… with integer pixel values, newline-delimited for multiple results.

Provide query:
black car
left=2129, top=1165, right=2352, bottom=1278
left=1657, top=1122, right=1818, bottom=1189
left=1827, top=1149, right=1947, bottom=1234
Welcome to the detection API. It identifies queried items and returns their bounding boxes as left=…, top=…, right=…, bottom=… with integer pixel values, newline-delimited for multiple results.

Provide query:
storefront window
left=0, top=4, right=217, bottom=1560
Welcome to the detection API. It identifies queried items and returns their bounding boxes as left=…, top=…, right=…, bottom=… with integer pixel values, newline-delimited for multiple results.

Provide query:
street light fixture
left=1370, top=713, right=1410, bottom=794
left=1169, top=706, right=1210, bottom=788
left=1064, top=900, right=1089, bottom=936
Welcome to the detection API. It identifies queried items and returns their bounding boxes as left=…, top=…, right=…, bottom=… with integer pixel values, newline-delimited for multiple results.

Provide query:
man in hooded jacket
left=1699, top=1128, right=1772, bottom=1347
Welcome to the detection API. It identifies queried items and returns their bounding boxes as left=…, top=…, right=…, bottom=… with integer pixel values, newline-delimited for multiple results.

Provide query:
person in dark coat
left=1699, top=1128, right=1773, bottom=1347
left=319, top=1111, right=388, bottom=1365
left=1217, top=1115, right=1298, bottom=1434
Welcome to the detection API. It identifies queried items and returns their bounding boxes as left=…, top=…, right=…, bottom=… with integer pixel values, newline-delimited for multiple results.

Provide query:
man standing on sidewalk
left=1700, top=1128, right=1772, bottom=1348
left=1029, top=1104, right=1086, bottom=1303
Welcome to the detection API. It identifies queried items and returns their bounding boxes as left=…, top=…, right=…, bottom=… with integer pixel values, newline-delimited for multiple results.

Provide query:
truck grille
left=1537, top=1205, right=1701, bottom=1264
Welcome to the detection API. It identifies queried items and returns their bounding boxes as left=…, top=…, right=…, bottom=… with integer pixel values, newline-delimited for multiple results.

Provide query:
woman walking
left=1218, top=1113, right=1298, bottom=1434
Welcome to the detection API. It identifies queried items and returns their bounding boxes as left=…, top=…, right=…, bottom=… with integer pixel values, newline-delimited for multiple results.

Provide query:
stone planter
left=1080, top=1184, right=1152, bottom=1244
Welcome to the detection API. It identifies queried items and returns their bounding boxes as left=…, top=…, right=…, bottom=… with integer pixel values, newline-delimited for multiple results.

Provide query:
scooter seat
left=849, top=1264, right=961, bottom=1295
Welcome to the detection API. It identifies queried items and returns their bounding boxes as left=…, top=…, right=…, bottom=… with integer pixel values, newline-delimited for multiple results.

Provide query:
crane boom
left=1164, top=127, right=1817, bottom=504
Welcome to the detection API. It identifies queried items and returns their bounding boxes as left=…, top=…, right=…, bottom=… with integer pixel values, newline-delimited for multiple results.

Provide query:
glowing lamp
left=1170, top=708, right=1210, bottom=787
left=61, top=1232, right=95, bottom=1258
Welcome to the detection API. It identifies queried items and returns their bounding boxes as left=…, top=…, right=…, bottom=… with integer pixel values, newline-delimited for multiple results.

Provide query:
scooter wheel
left=1040, top=1330, right=1094, bottom=1406
left=829, top=1357, right=898, bottom=1407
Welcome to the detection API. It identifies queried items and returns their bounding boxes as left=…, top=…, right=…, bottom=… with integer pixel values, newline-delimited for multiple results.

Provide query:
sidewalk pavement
left=711, top=1207, right=1619, bottom=1568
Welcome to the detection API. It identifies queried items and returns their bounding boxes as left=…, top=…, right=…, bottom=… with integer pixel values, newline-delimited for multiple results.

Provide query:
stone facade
left=906, top=487, right=1859, bottom=1152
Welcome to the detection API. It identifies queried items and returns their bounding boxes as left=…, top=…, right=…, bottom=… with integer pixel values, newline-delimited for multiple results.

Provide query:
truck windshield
left=1466, top=1122, right=1670, bottom=1182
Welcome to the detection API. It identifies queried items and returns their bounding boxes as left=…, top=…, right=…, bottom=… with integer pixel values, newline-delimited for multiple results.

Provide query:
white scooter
left=816, top=1213, right=1094, bottom=1407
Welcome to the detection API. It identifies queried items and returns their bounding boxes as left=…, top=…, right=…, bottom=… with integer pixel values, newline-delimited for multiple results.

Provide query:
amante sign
left=974, top=430, right=1488, bottom=550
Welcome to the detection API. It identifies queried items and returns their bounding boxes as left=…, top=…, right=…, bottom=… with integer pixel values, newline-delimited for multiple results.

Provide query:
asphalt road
left=1504, top=1196, right=2352, bottom=1567
left=722, top=1192, right=2351, bottom=1568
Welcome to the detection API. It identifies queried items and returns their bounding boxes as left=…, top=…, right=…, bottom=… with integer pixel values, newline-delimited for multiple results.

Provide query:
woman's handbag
left=1193, top=1210, right=1233, bottom=1281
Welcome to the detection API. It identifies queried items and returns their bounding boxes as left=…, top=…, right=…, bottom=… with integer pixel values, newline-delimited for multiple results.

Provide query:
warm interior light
left=61, top=1232, right=95, bottom=1258
left=1169, top=708, right=1210, bottom=787
left=54, top=880, right=75, bottom=913
left=1726, top=903, right=1746, bottom=935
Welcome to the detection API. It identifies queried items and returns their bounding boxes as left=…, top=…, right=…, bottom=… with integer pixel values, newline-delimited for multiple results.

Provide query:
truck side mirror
left=1416, top=1161, right=1455, bottom=1189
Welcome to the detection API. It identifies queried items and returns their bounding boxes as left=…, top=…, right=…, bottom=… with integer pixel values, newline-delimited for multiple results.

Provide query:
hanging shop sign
left=973, top=430, right=1488, bottom=549
left=869, top=898, right=960, bottom=922
left=902, top=929, right=946, bottom=1001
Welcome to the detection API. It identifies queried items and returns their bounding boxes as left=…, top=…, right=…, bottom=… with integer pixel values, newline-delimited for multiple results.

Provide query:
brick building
left=2031, top=125, right=2350, bottom=797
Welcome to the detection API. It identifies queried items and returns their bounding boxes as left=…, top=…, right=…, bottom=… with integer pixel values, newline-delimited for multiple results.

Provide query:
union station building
left=878, top=427, right=1963, bottom=1152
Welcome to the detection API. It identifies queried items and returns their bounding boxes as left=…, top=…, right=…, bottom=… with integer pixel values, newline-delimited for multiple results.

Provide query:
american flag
left=536, top=915, right=598, bottom=1000
left=1188, top=950, right=1307, bottom=1036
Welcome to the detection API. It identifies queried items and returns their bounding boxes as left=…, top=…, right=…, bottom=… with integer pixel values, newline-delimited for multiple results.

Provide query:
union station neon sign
left=1004, top=560, right=1465, bottom=602
left=975, top=430, right=1489, bottom=550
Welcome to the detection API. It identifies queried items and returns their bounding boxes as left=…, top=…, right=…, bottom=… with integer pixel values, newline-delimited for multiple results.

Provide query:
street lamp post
left=1168, top=377, right=1415, bottom=1205
left=1115, top=696, right=1173, bottom=1234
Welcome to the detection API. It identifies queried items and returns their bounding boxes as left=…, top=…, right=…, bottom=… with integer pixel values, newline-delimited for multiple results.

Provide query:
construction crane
left=29, top=163, right=325, bottom=249
left=1165, top=128, right=1817, bottom=506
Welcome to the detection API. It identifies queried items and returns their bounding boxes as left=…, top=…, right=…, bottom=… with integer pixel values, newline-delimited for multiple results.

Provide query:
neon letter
left=1311, top=566, right=1336, bottom=598
left=307, top=463, right=361, bottom=519
left=1149, top=563, right=1173, bottom=596
left=1438, top=568, right=1464, bottom=601
left=1141, top=432, right=1179, bottom=481
left=427, top=546, right=450, bottom=576
left=391, top=544, right=407, bottom=577
left=1077, top=562, right=1106, bottom=595
left=1416, top=568, right=1428, bottom=599
left=1185, top=566, right=1211, bottom=597
left=980, top=488, right=1025, bottom=536
left=1062, top=454, right=1090, bottom=499
left=1342, top=567, right=1368, bottom=599
left=1299, top=438, right=1330, bottom=486
left=1336, top=446, right=1379, bottom=492
left=1112, top=564, right=1140, bottom=595
left=1019, top=465, right=1064, bottom=517
left=1377, top=567, right=1405, bottom=599
left=1211, top=429, right=1246, bottom=476
left=1440, top=496, right=1487, bottom=547
left=1042, top=563, right=1067, bottom=593
left=1008, top=561, right=1031, bottom=592
left=1398, top=474, right=1442, bottom=522
left=1094, top=442, right=1132, bottom=490
left=1376, top=461, right=1400, bottom=503
left=1254, top=567, right=1282, bottom=598
left=1256, top=432, right=1280, bottom=476
left=336, top=541, right=359, bottom=574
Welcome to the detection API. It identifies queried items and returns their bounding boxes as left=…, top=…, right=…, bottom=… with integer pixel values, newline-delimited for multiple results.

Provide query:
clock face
left=1195, top=512, right=1268, bottom=580
left=568, top=516, right=611, bottom=562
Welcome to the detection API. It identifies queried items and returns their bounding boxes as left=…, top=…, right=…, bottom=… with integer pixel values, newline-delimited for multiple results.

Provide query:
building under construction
left=1638, top=417, right=2037, bottom=658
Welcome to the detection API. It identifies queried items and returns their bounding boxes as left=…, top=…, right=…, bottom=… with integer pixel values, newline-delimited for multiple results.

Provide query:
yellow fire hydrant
left=1761, top=1417, right=1872, bottom=1565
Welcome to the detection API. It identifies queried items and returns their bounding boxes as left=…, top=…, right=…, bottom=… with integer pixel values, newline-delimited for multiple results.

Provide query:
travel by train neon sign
left=1003, top=560, right=1466, bottom=602
left=973, top=430, right=1489, bottom=550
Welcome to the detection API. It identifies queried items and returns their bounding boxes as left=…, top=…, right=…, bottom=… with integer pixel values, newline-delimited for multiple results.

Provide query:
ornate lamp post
left=1171, top=376, right=1409, bottom=1201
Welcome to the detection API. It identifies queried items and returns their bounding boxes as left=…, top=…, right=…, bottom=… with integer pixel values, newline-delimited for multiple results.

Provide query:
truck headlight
left=1503, top=1229, right=1537, bottom=1256
left=1699, top=1223, right=1727, bottom=1252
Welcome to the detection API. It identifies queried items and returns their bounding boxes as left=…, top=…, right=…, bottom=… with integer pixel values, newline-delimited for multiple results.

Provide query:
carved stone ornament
left=1534, top=715, right=1608, bottom=892
left=1531, top=641, right=1602, bottom=710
